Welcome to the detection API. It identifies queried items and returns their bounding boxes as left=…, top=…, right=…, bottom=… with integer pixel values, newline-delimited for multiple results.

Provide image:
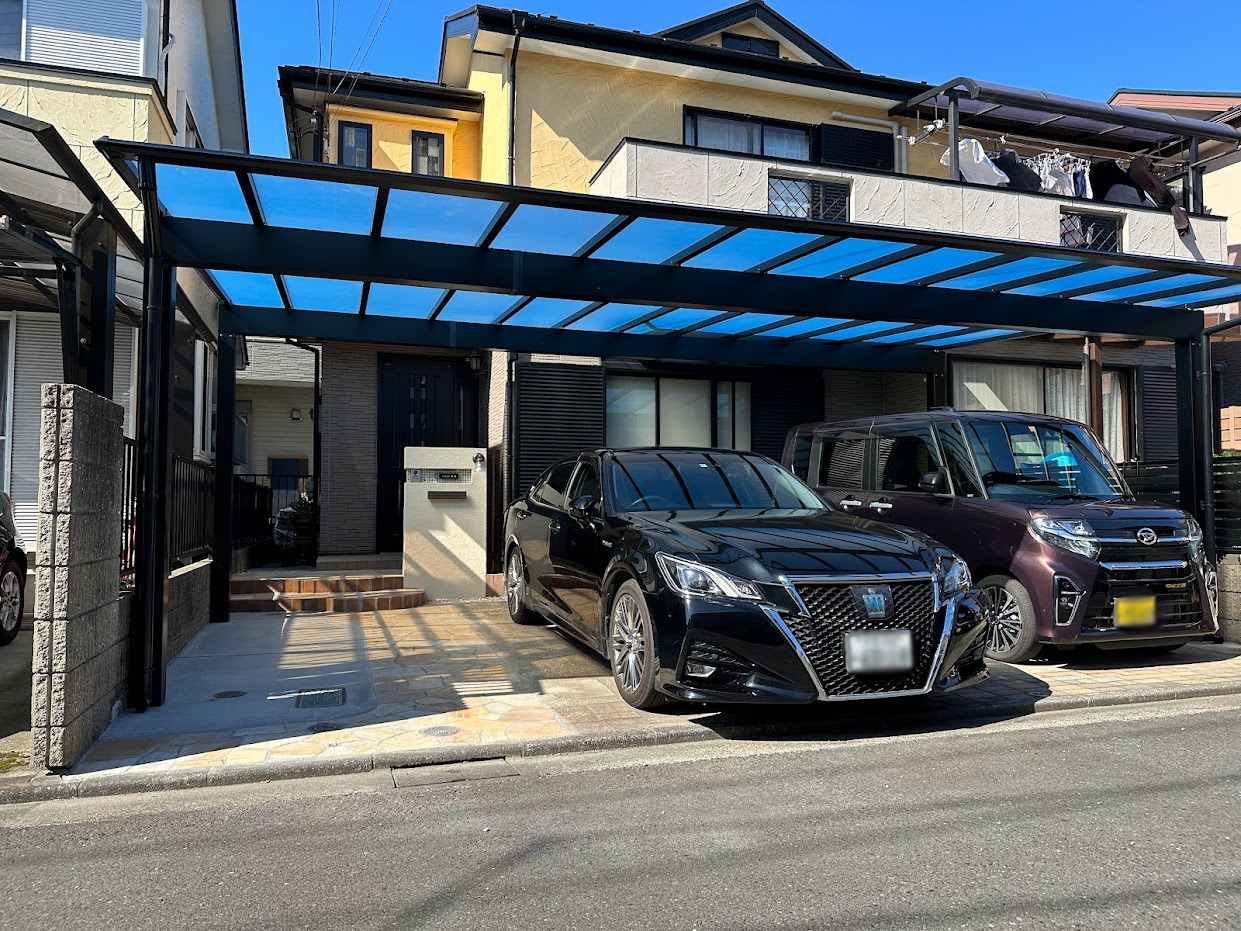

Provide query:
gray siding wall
left=235, top=383, right=315, bottom=475
left=824, top=371, right=928, bottom=421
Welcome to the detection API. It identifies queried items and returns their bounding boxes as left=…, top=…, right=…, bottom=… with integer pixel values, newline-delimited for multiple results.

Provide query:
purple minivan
left=783, top=411, right=1219, bottom=663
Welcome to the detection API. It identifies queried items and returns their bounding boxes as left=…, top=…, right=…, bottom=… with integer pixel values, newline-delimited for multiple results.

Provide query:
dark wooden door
left=376, top=356, right=476, bottom=552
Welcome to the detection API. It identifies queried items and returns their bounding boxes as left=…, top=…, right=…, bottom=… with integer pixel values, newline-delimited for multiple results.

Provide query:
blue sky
left=238, top=0, right=1241, bottom=157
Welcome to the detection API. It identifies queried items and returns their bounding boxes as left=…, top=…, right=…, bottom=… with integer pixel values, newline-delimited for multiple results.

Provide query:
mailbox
left=403, top=447, right=488, bottom=600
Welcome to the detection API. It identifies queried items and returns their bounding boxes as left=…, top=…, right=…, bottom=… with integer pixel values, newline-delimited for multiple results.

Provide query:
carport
left=94, top=139, right=1241, bottom=709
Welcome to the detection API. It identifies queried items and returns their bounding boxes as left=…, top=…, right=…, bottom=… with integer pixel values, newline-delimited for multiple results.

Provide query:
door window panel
left=936, top=423, right=983, bottom=498
left=815, top=431, right=867, bottom=489
left=566, top=461, right=601, bottom=510
left=873, top=424, right=941, bottom=493
left=532, top=462, right=576, bottom=510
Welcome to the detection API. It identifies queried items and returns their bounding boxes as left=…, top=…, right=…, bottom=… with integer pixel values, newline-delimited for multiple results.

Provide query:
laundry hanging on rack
left=1130, top=155, right=1191, bottom=236
left=941, top=138, right=1008, bottom=186
left=991, top=149, right=1042, bottom=192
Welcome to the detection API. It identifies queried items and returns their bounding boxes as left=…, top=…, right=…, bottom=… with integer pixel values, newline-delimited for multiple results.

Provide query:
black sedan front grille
left=786, top=579, right=942, bottom=697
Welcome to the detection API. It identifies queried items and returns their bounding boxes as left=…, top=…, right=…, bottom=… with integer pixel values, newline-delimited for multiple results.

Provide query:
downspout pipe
left=285, top=338, right=322, bottom=505
left=507, top=13, right=525, bottom=186
left=828, top=111, right=906, bottom=174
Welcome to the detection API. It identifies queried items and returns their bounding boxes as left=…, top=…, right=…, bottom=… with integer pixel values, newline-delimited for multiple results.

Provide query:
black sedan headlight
left=938, top=555, right=972, bottom=597
left=655, top=553, right=762, bottom=600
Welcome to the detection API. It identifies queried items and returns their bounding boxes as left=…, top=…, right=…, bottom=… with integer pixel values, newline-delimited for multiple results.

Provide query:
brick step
left=229, top=588, right=425, bottom=615
left=230, top=574, right=404, bottom=596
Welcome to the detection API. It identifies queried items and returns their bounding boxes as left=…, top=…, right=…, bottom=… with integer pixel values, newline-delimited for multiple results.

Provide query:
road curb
left=3, top=679, right=1241, bottom=805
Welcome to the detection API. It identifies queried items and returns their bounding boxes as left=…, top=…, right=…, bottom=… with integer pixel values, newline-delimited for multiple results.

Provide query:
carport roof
left=96, top=140, right=1241, bottom=369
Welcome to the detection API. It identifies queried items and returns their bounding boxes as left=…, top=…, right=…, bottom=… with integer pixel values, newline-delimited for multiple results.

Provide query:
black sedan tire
left=0, top=559, right=22, bottom=646
left=608, top=580, right=669, bottom=710
left=505, top=547, right=539, bottom=625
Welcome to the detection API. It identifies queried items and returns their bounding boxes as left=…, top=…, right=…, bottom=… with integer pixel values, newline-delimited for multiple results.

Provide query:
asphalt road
left=2, top=696, right=1239, bottom=931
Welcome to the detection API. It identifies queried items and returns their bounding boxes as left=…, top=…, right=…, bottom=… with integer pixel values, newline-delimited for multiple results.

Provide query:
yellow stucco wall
left=468, top=54, right=509, bottom=184
left=325, top=103, right=481, bottom=180
left=512, top=51, right=944, bottom=193
left=1204, top=157, right=1241, bottom=248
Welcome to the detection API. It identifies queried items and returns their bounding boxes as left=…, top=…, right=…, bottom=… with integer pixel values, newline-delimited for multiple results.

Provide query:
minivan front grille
left=786, top=579, right=941, bottom=697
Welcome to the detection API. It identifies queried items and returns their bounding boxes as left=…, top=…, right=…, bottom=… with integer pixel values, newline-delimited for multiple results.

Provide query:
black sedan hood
left=628, top=508, right=940, bottom=579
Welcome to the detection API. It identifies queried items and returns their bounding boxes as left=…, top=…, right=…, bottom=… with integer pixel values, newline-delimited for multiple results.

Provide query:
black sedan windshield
left=608, top=450, right=824, bottom=512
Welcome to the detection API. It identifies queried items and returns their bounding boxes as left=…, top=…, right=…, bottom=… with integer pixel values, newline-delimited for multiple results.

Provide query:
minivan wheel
left=505, top=547, right=539, bottom=625
left=608, top=580, right=669, bottom=710
left=0, top=560, right=22, bottom=646
left=980, top=574, right=1039, bottom=664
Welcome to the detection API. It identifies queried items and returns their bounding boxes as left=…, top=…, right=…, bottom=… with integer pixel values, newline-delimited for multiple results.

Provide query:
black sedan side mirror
left=568, top=494, right=598, bottom=520
left=918, top=468, right=952, bottom=497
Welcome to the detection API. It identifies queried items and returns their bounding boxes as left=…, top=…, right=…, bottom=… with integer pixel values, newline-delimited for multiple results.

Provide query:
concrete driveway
left=0, top=628, right=32, bottom=770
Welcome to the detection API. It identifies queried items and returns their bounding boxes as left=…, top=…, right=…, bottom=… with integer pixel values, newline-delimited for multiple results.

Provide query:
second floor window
left=412, top=131, right=445, bottom=177
left=686, top=109, right=810, bottom=161
left=338, top=122, right=371, bottom=168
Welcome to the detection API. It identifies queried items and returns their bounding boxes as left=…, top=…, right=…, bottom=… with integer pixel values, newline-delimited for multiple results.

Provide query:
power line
left=330, top=0, right=388, bottom=95
left=327, top=0, right=400, bottom=136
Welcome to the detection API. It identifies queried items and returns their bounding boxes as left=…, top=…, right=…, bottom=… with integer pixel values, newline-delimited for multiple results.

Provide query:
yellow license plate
left=1114, top=596, right=1157, bottom=628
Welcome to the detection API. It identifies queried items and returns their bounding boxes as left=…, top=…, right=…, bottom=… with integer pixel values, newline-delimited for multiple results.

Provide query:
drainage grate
left=306, top=723, right=337, bottom=734
left=212, top=690, right=246, bottom=700
left=421, top=725, right=461, bottom=737
left=295, top=687, right=346, bottom=708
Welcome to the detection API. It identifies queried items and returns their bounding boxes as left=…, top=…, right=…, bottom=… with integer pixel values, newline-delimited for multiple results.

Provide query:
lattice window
left=769, top=176, right=849, bottom=222
left=1060, top=212, right=1121, bottom=253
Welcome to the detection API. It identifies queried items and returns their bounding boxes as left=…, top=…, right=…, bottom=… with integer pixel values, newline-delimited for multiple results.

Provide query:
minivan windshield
left=608, top=451, right=825, bottom=513
left=962, top=420, right=1129, bottom=502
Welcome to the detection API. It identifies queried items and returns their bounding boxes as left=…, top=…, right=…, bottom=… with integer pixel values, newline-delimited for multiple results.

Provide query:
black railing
left=172, top=455, right=214, bottom=563
left=121, top=437, right=138, bottom=589
left=233, top=474, right=315, bottom=544
left=1118, top=457, right=1241, bottom=554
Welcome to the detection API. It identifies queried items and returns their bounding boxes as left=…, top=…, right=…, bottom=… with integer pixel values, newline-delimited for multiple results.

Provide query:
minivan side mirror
left=918, top=468, right=952, bottom=497
left=568, top=494, right=597, bottom=519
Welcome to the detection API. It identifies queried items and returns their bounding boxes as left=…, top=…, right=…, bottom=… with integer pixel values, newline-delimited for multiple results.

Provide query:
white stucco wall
left=594, top=141, right=1230, bottom=266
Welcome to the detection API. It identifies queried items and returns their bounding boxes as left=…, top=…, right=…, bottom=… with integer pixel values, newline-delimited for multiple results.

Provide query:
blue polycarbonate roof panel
left=852, top=248, right=999, bottom=284
left=696, top=312, right=793, bottom=335
left=643, top=308, right=726, bottom=332
left=505, top=297, right=596, bottom=328
left=868, top=324, right=965, bottom=344
left=1076, top=273, right=1225, bottom=303
left=382, top=189, right=504, bottom=245
left=815, top=321, right=911, bottom=341
left=773, top=238, right=914, bottom=277
left=253, top=174, right=376, bottom=235
left=683, top=229, right=823, bottom=271
left=568, top=303, right=655, bottom=332
left=366, top=283, right=448, bottom=318
left=921, top=328, right=1023, bottom=347
left=283, top=276, right=363, bottom=313
left=437, top=290, right=520, bottom=324
left=755, top=317, right=850, bottom=339
left=1044, top=264, right=1166, bottom=294
left=931, top=256, right=1079, bottom=291
left=1140, top=283, right=1241, bottom=308
left=490, top=204, right=620, bottom=255
left=590, top=218, right=724, bottom=264
left=156, top=165, right=250, bottom=224
left=210, top=270, right=284, bottom=308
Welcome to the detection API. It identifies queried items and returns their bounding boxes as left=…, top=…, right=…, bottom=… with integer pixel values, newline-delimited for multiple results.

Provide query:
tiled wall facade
left=320, top=342, right=380, bottom=555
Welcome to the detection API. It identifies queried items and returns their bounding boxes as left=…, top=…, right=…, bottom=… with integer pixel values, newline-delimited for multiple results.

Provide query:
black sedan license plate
left=845, top=629, right=914, bottom=674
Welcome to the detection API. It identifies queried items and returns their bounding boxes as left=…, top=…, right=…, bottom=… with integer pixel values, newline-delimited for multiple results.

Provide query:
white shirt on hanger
left=942, top=139, right=1009, bottom=186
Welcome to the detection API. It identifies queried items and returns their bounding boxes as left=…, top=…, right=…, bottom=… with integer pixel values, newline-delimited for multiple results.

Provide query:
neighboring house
left=275, top=1, right=1235, bottom=564
left=234, top=337, right=316, bottom=497
left=0, top=0, right=247, bottom=549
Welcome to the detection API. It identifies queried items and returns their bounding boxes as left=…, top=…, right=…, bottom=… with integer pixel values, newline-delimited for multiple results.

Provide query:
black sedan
left=503, top=448, right=990, bottom=709
left=0, top=491, right=26, bottom=647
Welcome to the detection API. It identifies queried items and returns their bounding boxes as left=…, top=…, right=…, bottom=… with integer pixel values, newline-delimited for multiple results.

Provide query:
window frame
left=683, top=106, right=813, bottom=162
left=871, top=420, right=946, bottom=495
left=337, top=120, right=373, bottom=169
left=721, top=31, right=780, bottom=57
left=192, top=340, right=217, bottom=463
left=530, top=460, right=577, bottom=510
left=604, top=372, right=753, bottom=450
left=411, top=129, right=446, bottom=177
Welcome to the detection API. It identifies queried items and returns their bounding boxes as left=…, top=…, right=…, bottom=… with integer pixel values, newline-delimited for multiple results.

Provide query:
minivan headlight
left=939, top=555, right=972, bottom=596
left=655, top=553, right=761, bottom=600
left=1031, top=517, right=1100, bottom=560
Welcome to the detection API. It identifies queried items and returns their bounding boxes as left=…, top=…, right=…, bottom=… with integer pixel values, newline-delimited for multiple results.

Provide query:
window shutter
left=1139, top=368, right=1178, bottom=460
left=513, top=362, right=604, bottom=496
left=26, top=0, right=145, bottom=74
left=817, top=124, right=895, bottom=172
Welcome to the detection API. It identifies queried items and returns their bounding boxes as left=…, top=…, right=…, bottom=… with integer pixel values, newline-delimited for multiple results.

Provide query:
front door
left=376, top=356, right=476, bottom=553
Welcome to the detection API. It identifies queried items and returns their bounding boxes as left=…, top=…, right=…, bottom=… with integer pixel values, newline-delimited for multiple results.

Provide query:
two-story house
left=0, top=0, right=247, bottom=555
left=272, top=1, right=1237, bottom=573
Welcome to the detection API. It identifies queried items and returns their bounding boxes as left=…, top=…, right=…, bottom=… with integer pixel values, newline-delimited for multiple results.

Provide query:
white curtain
left=763, top=125, right=810, bottom=160
left=1102, top=371, right=1126, bottom=461
left=696, top=115, right=760, bottom=155
left=1045, top=368, right=1083, bottom=423
left=660, top=379, right=711, bottom=447
left=606, top=376, right=656, bottom=447
left=953, top=361, right=1043, bottom=414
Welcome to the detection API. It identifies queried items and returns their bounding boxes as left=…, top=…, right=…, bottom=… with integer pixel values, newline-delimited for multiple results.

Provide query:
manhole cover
left=296, top=687, right=346, bottom=709
left=212, top=690, right=246, bottom=700
left=421, top=725, right=461, bottom=737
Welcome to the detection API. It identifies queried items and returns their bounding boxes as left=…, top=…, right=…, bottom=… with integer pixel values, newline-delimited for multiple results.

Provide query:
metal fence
left=1118, top=457, right=1241, bottom=553
left=171, top=455, right=214, bottom=563
left=233, top=474, right=315, bottom=545
left=121, top=437, right=138, bottom=589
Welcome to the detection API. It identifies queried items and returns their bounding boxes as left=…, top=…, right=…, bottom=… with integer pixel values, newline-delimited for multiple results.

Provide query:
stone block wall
left=1215, top=554, right=1241, bottom=644
left=167, top=558, right=211, bottom=662
left=31, top=385, right=126, bottom=770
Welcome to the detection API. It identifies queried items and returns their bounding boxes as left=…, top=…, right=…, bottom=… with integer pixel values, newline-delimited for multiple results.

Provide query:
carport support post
left=1174, top=339, right=1202, bottom=525
left=1198, top=335, right=1217, bottom=564
left=210, top=333, right=236, bottom=624
left=1084, top=337, right=1104, bottom=437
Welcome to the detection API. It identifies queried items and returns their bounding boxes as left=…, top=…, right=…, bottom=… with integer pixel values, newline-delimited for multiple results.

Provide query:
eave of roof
left=277, top=65, right=484, bottom=113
